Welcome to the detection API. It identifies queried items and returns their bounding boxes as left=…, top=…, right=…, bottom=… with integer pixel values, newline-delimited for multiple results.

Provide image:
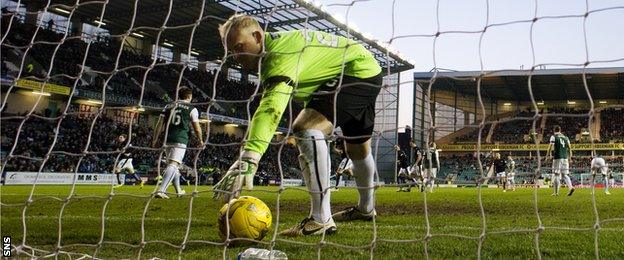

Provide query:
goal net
left=1, top=0, right=623, bottom=259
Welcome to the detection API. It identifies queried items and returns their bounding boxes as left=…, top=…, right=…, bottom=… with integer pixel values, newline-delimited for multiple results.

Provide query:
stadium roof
left=413, top=67, right=624, bottom=102
left=34, top=0, right=413, bottom=73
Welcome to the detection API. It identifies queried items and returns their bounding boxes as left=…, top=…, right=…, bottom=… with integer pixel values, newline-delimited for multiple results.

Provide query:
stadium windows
left=38, top=12, right=70, bottom=32
left=180, top=53, right=198, bottom=69
left=248, top=74, right=260, bottom=85
left=228, top=69, right=242, bottom=81
left=82, top=23, right=109, bottom=42
left=152, top=46, right=173, bottom=62
left=206, top=62, right=222, bottom=72
left=1, top=0, right=26, bottom=22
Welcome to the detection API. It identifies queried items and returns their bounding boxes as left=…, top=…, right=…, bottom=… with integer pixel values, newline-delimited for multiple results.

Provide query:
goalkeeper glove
left=213, top=150, right=260, bottom=202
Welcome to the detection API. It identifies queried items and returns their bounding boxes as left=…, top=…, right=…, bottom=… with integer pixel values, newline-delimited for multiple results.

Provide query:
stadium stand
left=541, top=108, right=589, bottom=143
left=489, top=110, right=537, bottom=144
left=454, top=123, right=491, bottom=143
left=1, top=112, right=300, bottom=183
left=1, top=20, right=298, bottom=119
left=600, top=108, right=624, bottom=142
left=1, top=19, right=305, bottom=183
left=452, top=108, right=603, bottom=144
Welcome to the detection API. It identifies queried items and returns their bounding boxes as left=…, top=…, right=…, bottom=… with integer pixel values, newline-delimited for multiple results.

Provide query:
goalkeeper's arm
left=213, top=80, right=293, bottom=201
left=243, top=80, right=294, bottom=156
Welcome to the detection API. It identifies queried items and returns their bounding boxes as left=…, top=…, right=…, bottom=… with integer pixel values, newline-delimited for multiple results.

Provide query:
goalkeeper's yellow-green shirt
left=243, top=30, right=382, bottom=156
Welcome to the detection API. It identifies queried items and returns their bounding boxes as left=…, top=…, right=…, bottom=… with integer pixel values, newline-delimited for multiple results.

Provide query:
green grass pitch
left=1, top=185, right=623, bottom=259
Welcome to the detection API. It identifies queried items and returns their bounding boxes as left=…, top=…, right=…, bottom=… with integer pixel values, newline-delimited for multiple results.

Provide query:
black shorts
left=306, top=73, right=383, bottom=144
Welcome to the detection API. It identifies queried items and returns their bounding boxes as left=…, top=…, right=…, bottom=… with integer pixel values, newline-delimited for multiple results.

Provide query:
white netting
left=1, top=0, right=623, bottom=259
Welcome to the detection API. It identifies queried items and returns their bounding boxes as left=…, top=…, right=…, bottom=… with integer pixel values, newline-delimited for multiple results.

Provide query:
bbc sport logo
left=3, top=236, right=11, bottom=257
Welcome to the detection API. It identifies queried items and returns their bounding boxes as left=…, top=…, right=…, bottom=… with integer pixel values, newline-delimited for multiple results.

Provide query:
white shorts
left=115, top=158, right=134, bottom=173
left=425, top=168, right=438, bottom=179
left=398, top=168, right=409, bottom=177
left=507, top=172, right=515, bottom=181
left=496, top=172, right=506, bottom=178
left=552, top=159, right=569, bottom=175
left=591, top=158, right=608, bottom=175
left=166, top=143, right=187, bottom=164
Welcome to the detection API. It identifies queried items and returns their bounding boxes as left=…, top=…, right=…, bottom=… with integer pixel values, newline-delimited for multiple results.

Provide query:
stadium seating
left=0, top=114, right=300, bottom=181
left=489, top=111, right=536, bottom=144
left=452, top=108, right=597, bottom=144
left=1, top=21, right=305, bottom=119
left=1, top=20, right=305, bottom=181
left=600, top=108, right=624, bottom=142
left=454, top=124, right=491, bottom=143
left=541, top=108, right=589, bottom=143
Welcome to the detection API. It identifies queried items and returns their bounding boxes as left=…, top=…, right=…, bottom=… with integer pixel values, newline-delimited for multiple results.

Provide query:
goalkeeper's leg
left=299, top=74, right=381, bottom=224
left=332, top=140, right=377, bottom=222
left=349, top=141, right=376, bottom=213
left=296, top=129, right=332, bottom=224
left=280, top=127, right=336, bottom=237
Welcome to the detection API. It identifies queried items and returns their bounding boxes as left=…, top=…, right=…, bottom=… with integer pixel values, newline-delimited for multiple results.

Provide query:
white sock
left=552, top=174, right=560, bottom=194
left=158, top=164, right=178, bottom=193
left=296, top=129, right=331, bottom=223
left=604, top=177, right=609, bottom=192
left=173, top=170, right=181, bottom=193
left=299, top=155, right=313, bottom=215
left=351, top=153, right=375, bottom=213
left=563, top=174, right=573, bottom=190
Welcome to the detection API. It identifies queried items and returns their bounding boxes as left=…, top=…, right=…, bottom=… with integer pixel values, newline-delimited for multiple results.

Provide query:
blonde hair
left=218, top=14, right=261, bottom=40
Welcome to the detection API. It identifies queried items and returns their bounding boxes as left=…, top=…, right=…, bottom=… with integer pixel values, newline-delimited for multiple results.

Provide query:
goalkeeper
left=213, top=14, right=382, bottom=237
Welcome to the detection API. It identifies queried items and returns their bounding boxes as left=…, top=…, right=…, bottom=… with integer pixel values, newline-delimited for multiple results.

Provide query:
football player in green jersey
left=546, top=125, right=574, bottom=196
left=213, top=14, right=382, bottom=236
left=152, top=87, right=204, bottom=199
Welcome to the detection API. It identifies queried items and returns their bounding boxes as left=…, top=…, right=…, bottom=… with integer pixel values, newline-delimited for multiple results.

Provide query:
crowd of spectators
left=454, top=123, right=491, bottom=143
left=1, top=20, right=305, bottom=121
left=490, top=110, right=536, bottom=144
left=541, top=108, right=589, bottom=143
left=1, top=110, right=302, bottom=182
left=600, top=108, right=624, bottom=142
left=453, top=108, right=604, bottom=144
